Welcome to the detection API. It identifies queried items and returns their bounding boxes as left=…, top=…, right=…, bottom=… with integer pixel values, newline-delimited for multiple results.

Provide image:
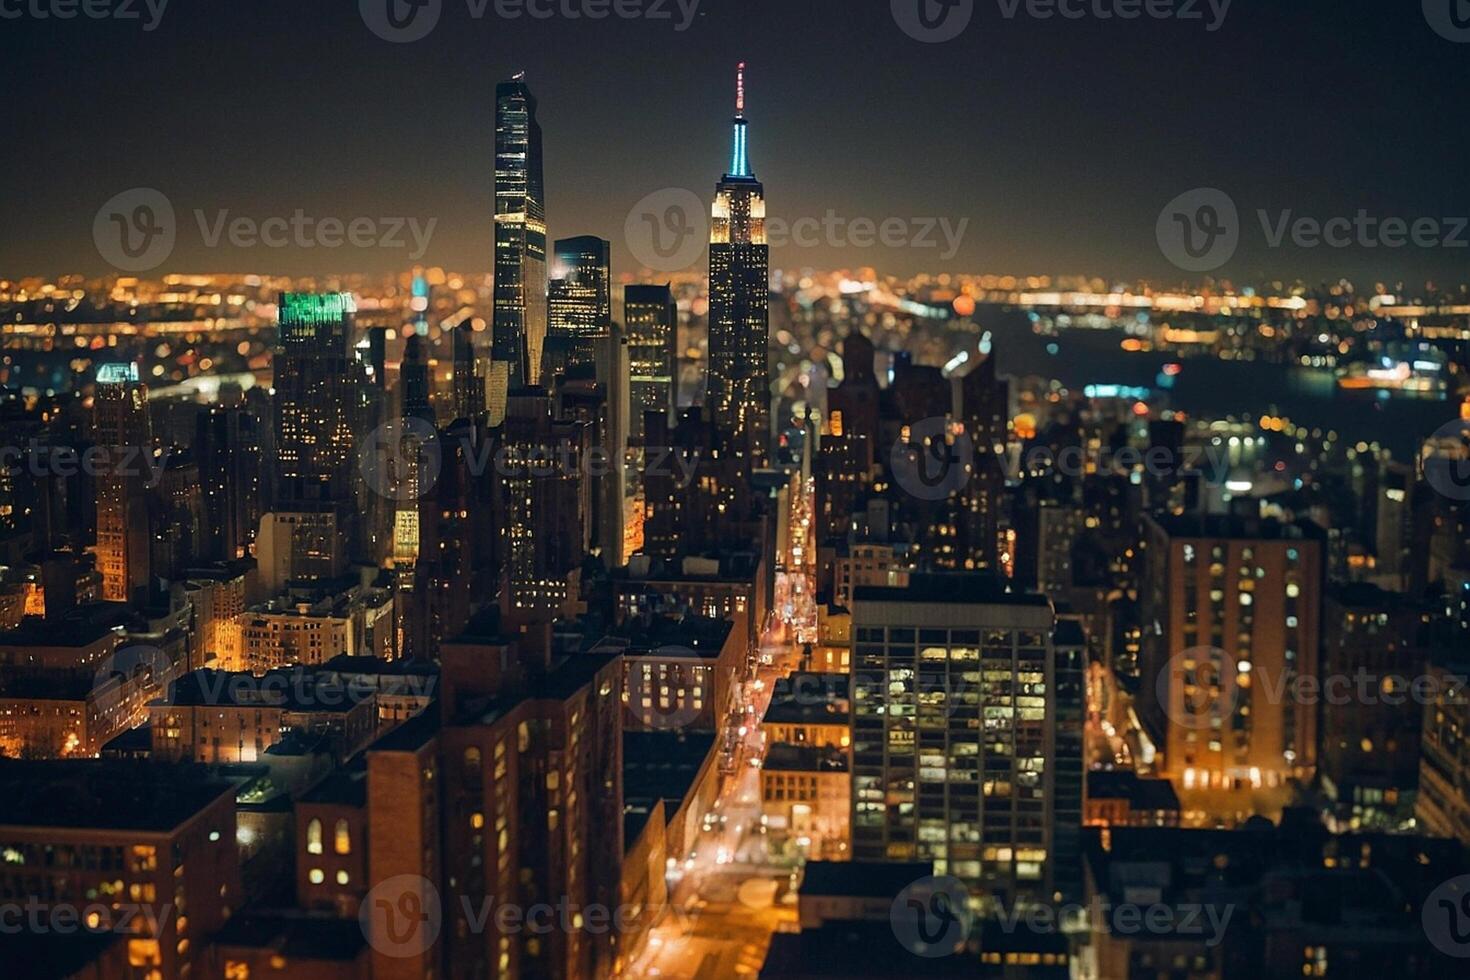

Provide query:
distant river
left=980, top=319, right=1452, bottom=462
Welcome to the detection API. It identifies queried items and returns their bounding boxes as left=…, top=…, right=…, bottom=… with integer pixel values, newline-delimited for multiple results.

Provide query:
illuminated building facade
left=497, top=391, right=589, bottom=619
left=1418, top=658, right=1470, bottom=844
left=547, top=235, right=611, bottom=374
left=0, top=761, right=240, bottom=980
left=92, top=362, right=151, bottom=605
left=272, top=292, right=362, bottom=507
left=1319, top=583, right=1428, bottom=830
left=623, top=283, right=676, bottom=445
left=439, top=614, right=625, bottom=980
left=492, top=74, right=549, bottom=405
left=850, top=574, right=1062, bottom=904
left=1139, top=515, right=1324, bottom=803
left=707, top=63, right=769, bottom=466
left=957, top=353, right=1010, bottom=573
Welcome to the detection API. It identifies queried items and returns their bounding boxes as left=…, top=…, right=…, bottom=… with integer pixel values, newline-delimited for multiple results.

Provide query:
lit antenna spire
left=729, top=62, right=750, bottom=177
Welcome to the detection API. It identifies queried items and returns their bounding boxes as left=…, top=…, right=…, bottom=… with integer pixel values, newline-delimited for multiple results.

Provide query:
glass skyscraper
left=547, top=235, right=610, bottom=376
left=492, top=73, right=548, bottom=411
left=548, top=235, right=611, bottom=339
left=707, top=63, right=769, bottom=465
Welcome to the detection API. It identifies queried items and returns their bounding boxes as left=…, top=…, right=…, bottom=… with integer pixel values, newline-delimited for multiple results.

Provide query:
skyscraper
left=623, top=283, right=676, bottom=445
left=195, top=404, right=261, bottom=563
left=93, top=362, right=151, bottom=605
left=707, top=62, right=769, bottom=466
left=492, top=73, right=549, bottom=411
left=272, top=292, right=362, bottom=507
left=450, top=320, right=485, bottom=424
left=548, top=236, right=610, bottom=338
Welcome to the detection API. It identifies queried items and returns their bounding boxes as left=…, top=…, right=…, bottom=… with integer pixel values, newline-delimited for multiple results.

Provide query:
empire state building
left=707, top=62, right=769, bottom=465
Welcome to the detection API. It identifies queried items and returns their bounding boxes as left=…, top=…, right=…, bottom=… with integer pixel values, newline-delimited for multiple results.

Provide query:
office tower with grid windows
left=850, top=574, right=1061, bottom=904
left=547, top=235, right=611, bottom=374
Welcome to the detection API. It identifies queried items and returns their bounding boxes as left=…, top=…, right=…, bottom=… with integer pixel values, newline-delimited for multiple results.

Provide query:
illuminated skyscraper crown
left=728, top=62, right=751, bottom=179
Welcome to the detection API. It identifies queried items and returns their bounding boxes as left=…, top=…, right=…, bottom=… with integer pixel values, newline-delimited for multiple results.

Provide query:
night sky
left=4, top=0, right=1469, bottom=285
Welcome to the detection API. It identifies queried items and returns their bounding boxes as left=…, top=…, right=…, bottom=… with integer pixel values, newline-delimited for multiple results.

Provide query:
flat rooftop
left=0, top=760, right=236, bottom=832
left=623, top=731, right=717, bottom=830
left=600, top=614, right=733, bottom=658
left=853, top=573, right=1050, bottom=607
left=800, top=860, right=933, bottom=899
left=213, top=913, right=366, bottom=962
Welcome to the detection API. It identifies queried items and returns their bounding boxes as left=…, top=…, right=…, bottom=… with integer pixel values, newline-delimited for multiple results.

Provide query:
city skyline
left=4, top=0, right=1470, bottom=283
left=5, top=4, right=1470, bottom=979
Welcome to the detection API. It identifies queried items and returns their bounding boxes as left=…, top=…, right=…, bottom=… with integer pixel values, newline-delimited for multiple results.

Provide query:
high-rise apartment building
left=1139, top=514, right=1324, bottom=807
left=850, top=573, right=1064, bottom=904
left=707, top=63, right=769, bottom=466
left=497, top=390, right=590, bottom=620
left=492, top=74, right=549, bottom=407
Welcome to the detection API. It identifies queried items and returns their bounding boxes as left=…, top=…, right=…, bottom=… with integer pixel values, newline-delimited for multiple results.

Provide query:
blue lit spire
left=728, top=61, right=751, bottom=178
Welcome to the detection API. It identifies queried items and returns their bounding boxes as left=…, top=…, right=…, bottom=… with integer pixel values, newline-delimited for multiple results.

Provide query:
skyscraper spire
left=729, top=61, right=750, bottom=178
